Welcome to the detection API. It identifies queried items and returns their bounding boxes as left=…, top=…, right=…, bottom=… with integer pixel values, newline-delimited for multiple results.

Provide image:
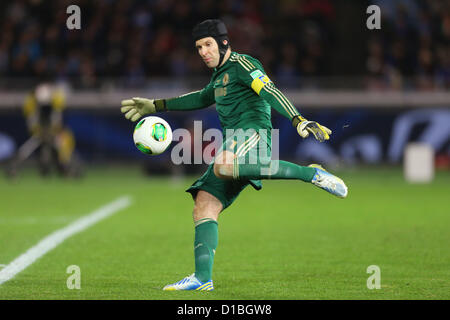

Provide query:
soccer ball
left=133, top=116, right=172, bottom=155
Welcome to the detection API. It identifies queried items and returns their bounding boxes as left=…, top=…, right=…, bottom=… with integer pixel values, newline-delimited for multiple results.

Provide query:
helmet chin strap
left=217, top=50, right=226, bottom=68
left=215, top=37, right=229, bottom=68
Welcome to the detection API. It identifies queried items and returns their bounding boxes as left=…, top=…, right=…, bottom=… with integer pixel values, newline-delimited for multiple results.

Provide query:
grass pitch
left=0, top=166, right=449, bottom=300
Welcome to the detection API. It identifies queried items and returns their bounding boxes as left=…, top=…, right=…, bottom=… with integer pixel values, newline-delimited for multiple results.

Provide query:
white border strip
left=0, top=195, right=132, bottom=285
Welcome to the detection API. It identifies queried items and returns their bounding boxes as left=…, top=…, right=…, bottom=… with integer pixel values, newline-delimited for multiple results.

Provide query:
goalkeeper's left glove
left=292, top=115, right=332, bottom=142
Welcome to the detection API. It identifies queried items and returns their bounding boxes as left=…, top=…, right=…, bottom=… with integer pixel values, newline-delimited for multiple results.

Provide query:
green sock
left=194, top=218, right=218, bottom=282
left=234, top=160, right=316, bottom=182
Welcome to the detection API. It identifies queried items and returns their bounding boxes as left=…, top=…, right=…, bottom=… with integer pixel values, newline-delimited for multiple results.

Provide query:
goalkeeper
left=121, top=19, right=348, bottom=291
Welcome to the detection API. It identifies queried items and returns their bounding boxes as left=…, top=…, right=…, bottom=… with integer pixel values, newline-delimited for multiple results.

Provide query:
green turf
left=0, top=166, right=449, bottom=299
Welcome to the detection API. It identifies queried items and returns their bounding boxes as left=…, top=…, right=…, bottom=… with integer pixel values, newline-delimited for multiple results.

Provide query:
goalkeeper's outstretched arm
left=235, top=59, right=332, bottom=142
left=260, top=82, right=332, bottom=142
left=121, top=83, right=215, bottom=122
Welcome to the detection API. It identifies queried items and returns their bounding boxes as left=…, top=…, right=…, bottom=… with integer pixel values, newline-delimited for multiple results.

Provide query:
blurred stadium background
left=0, top=0, right=448, bottom=173
left=0, top=0, right=449, bottom=300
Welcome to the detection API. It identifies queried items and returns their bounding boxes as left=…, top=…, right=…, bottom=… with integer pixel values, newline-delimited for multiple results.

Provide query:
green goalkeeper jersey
left=163, top=52, right=301, bottom=132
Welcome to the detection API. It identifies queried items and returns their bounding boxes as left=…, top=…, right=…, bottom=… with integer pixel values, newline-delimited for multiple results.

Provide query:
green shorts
left=186, top=128, right=271, bottom=210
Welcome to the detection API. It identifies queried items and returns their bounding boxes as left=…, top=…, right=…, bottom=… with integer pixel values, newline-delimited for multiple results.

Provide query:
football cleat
left=163, top=274, right=214, bottom=291
left=309, top=164, right=348, bottom=198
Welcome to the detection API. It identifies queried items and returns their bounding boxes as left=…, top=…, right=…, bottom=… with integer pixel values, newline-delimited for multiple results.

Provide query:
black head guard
left=192, top=19, right=230, bottom=67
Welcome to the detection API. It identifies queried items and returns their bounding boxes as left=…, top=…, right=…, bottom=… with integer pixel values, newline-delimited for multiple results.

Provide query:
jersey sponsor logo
left=214, top=87, right=227, bottom=98
left=223, top=73, right=229, bottom=86
left=214, top=73, right=230, bottom=87
left=214, top=74, right=230, bottom=98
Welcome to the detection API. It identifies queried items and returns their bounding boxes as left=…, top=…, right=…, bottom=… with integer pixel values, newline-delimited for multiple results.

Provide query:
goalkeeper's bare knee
left=193, top=190, right=222, bottom=222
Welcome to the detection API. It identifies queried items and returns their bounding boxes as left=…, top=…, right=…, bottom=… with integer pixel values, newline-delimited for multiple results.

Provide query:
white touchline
left=0, top=195, right=132, bottom=286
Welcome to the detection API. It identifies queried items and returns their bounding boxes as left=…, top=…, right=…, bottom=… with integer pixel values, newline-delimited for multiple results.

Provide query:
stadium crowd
left=367, top=0, right=450, bottom=90
left=0, top=0, right=448, bottom=90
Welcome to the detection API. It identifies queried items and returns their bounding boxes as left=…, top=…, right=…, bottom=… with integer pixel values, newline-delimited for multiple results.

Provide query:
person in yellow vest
left=8, top=83, right=79, bottom=177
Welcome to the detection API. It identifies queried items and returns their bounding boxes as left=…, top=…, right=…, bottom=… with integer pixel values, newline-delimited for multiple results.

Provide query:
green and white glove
left=292, top=115, right=332, bottom=142
left=120, top=97, right=159, bottom=122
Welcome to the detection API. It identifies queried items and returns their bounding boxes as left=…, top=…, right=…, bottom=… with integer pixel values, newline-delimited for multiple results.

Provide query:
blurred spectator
left=6, top=82, right=82, bottom=178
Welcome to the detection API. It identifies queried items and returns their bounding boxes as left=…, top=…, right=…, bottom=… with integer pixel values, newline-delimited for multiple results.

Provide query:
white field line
left=0, top=195, right=132, bottom=286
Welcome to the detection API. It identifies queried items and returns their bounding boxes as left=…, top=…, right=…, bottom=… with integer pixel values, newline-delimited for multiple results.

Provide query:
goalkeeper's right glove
left=120, top=97, right=166, bottom=122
